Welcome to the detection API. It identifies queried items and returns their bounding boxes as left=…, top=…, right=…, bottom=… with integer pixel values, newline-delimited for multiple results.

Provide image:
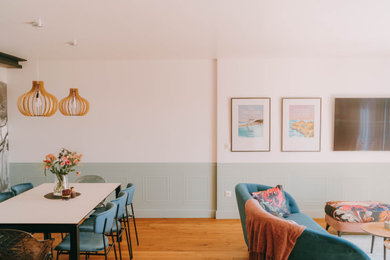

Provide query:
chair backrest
left=94, top=202, right=117, bottom=234
left=0, top=192, right=14, bottom=203
left=0, top=229, right=53, bottom=260
left=111, top=191, right=127, bottom=219
left=75, top=175, right=106, bottom=183
left=123, top=183, right=136, bottom=206
left=11, top=183, right=33, bottom=195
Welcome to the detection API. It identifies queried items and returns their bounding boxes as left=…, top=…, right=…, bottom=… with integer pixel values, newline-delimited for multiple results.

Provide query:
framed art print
left=282, top=98, right=321, bottom=152
left=231, top=98, right=271, bottom=152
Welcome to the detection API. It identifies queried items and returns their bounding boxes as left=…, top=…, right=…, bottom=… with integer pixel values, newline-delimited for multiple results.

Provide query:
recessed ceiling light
left=67, top=39, right=78, bottom=46
left=32, top=18, right=43, bottom=28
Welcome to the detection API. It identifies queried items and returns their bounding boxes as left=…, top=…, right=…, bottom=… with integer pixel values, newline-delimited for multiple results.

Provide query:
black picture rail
left=0, top=52, right=26, bottom=69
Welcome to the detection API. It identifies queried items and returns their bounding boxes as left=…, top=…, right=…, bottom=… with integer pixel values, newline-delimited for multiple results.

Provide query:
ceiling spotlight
left=67, top=39, right=78, bottom=46
left=32, top=18, right=43, bottom=28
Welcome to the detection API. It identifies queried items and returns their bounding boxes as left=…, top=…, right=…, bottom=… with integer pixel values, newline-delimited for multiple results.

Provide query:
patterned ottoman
left=325, top=201, right=390, bottom=237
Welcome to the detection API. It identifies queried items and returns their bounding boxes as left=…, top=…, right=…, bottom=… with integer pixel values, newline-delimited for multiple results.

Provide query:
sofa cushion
left=285, top=213, right=327, bottom=234
left=252, top=185, right=290, bottom=217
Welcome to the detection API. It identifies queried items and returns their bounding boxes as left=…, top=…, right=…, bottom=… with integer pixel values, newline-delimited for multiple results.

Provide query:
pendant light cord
left=36, top=58, right=40, bottom=81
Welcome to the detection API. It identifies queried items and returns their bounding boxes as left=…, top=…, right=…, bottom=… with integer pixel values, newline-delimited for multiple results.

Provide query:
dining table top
left=0, top=183, right=121, bottom=224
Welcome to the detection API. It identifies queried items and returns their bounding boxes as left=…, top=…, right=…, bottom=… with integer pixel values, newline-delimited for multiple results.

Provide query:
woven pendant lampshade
left=59, top=88, right=89, bottom=116
left=17, top=81, right=58, bottom=116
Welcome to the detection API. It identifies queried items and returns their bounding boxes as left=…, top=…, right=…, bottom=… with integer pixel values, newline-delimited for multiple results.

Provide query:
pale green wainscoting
left=217, top=163, right=390, bottom=219
left=9, top=163, right=217, bottom=218
left=10, top=162, right=390, bottom=219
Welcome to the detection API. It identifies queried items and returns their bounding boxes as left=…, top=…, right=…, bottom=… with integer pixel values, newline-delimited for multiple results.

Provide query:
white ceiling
left=1, top=0, right=390, bottom=60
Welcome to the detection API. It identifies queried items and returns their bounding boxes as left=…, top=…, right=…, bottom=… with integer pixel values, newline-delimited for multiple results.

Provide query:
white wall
left=0, top=68, right=6, bottom=83
left=216, top=58, right=390, bottom=218
left=7, top=60, right=217, bottom=163
left=218, top=58, right=390, bottom=163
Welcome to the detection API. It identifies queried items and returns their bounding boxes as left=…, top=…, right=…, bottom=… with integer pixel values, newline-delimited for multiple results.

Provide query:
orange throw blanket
left=245, top=199, right=305, bottom=260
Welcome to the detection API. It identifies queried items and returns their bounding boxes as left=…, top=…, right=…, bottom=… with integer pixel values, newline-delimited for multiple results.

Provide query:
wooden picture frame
left=231, top=98, right=271, bottom=152
left=281, top=97, right=321, bottom=152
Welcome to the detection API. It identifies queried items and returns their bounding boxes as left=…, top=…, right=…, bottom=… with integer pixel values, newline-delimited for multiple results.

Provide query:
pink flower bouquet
left=43, top=148, right=82, bottom=195
left=43, top=148, right=82, bottom=176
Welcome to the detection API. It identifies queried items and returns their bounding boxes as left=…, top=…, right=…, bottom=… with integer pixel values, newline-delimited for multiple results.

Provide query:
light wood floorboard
left=39, top=218, right=327, bottom=260
left=48, top=218, right=249, bottom=260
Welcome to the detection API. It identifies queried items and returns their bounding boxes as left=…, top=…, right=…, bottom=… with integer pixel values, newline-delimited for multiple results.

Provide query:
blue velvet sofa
left=235, top=183, right=369, bottom=260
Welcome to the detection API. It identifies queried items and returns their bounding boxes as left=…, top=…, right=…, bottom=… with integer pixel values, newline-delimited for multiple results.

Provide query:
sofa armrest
left=235, top=183, right=252, bottom=247
left=289, top=229, right=369, bottom=260
left=235, top=183, right=302, bottom=247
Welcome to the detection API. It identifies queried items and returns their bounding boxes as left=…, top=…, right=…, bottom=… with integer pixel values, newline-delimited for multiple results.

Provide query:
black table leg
left=43, top=232, right=51, bottom=240
left=69, top=224, right=80, bottom=260
left=371, top=235, right=375, bottom=253
left=115, top=185, right=121, bottom=198
left=385, top=237, right=387, bottom=260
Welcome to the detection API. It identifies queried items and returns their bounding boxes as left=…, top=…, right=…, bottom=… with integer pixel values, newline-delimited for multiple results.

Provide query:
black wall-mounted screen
left=334, top=98, right=390, bottom=151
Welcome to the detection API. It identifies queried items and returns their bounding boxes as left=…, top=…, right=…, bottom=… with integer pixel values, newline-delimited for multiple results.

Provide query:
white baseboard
left=215, top=209, right=323, bottom=219
left=301, top=210, right=324, bottom=219
left=215, top=210, right=240, bottom=219
left=136, top=209, right=216, bottom=218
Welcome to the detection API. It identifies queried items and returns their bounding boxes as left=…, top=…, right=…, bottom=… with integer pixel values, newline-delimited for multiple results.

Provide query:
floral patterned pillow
left=252, top=185, right=290, bottom=217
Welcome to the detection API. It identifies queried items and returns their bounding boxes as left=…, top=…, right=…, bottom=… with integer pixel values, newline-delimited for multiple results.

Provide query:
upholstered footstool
left=325, top=201, right=390, bottom=237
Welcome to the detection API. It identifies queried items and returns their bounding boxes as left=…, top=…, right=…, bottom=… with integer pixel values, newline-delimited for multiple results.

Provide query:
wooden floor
left=45, top=218, right=326, bottom=260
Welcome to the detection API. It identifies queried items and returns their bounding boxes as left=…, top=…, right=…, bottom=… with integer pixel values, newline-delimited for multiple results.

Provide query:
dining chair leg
left=125, top=207, right=133, bottom=259
left=110, top=231, right=118, bottom=260
left=56, top=250, right=60, bottom=260
left=123, top=218, right=133, bottom=259
left=122, top=219, right=130, bottom=256
left=103, top=233, right=108, bottom=260
left=116, top=220, right=122, bottom=260
left=131, top=203, right=139, bottom=246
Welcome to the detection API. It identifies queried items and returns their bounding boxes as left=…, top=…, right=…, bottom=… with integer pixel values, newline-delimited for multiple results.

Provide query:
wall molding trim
left=217, top=162, right=390, bottom=219
left=10, top=162, right=217, bottom=218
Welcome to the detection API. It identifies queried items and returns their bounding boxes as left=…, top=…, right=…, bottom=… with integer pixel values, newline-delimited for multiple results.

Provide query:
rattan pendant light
left=17, top=81, right=58, bottom=116
left=59, top=88, right=89, bottom=116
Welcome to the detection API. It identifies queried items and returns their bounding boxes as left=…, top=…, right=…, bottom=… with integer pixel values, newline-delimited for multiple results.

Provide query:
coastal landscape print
left=282, top=98, right=321, bottom=152
left=238, top=105, right=263, bottom=138
left=289, top=105, right=314, bottom=138
left=231, top=98, right=270, bottom=152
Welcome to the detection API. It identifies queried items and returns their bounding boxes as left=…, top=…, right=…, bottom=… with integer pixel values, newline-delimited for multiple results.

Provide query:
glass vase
left=53, top=174, right=69, bottom=196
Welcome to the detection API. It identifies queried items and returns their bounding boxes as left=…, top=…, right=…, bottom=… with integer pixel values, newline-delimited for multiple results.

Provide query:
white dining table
left=0, top=183, right=121, bottom=260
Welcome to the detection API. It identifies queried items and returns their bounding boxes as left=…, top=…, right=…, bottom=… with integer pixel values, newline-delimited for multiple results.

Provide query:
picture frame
left=281, top=98, right=321, bottom=152
left=231, top=98, right=271, bottom=152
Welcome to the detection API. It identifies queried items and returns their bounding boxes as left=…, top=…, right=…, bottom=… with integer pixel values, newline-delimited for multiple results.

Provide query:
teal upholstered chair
left=80, top=191, right=129, bottom=260
left=123, top=183, right=139, bottom=246
left=55, top=202, right=118, bottom=260
left=0, top=191, right=14, bottom=202
left=11, top=183, right=33, bottom=195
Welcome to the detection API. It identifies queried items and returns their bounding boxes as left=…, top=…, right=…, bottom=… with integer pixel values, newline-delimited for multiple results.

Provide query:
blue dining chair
left=55, top=202, right=118, bottom=260
left=0, top=191, right=14, bottom=202
left=75, top=175, right=107, bottom=208
left=75, top=175, right=106, bottom=183
left=90, top=185, right=137, bottom=259
left=80, top=191, right=129, bottom=260
left=123, top=183, right=139, bottom=246
left=11, top=183, right=33, bottom=195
